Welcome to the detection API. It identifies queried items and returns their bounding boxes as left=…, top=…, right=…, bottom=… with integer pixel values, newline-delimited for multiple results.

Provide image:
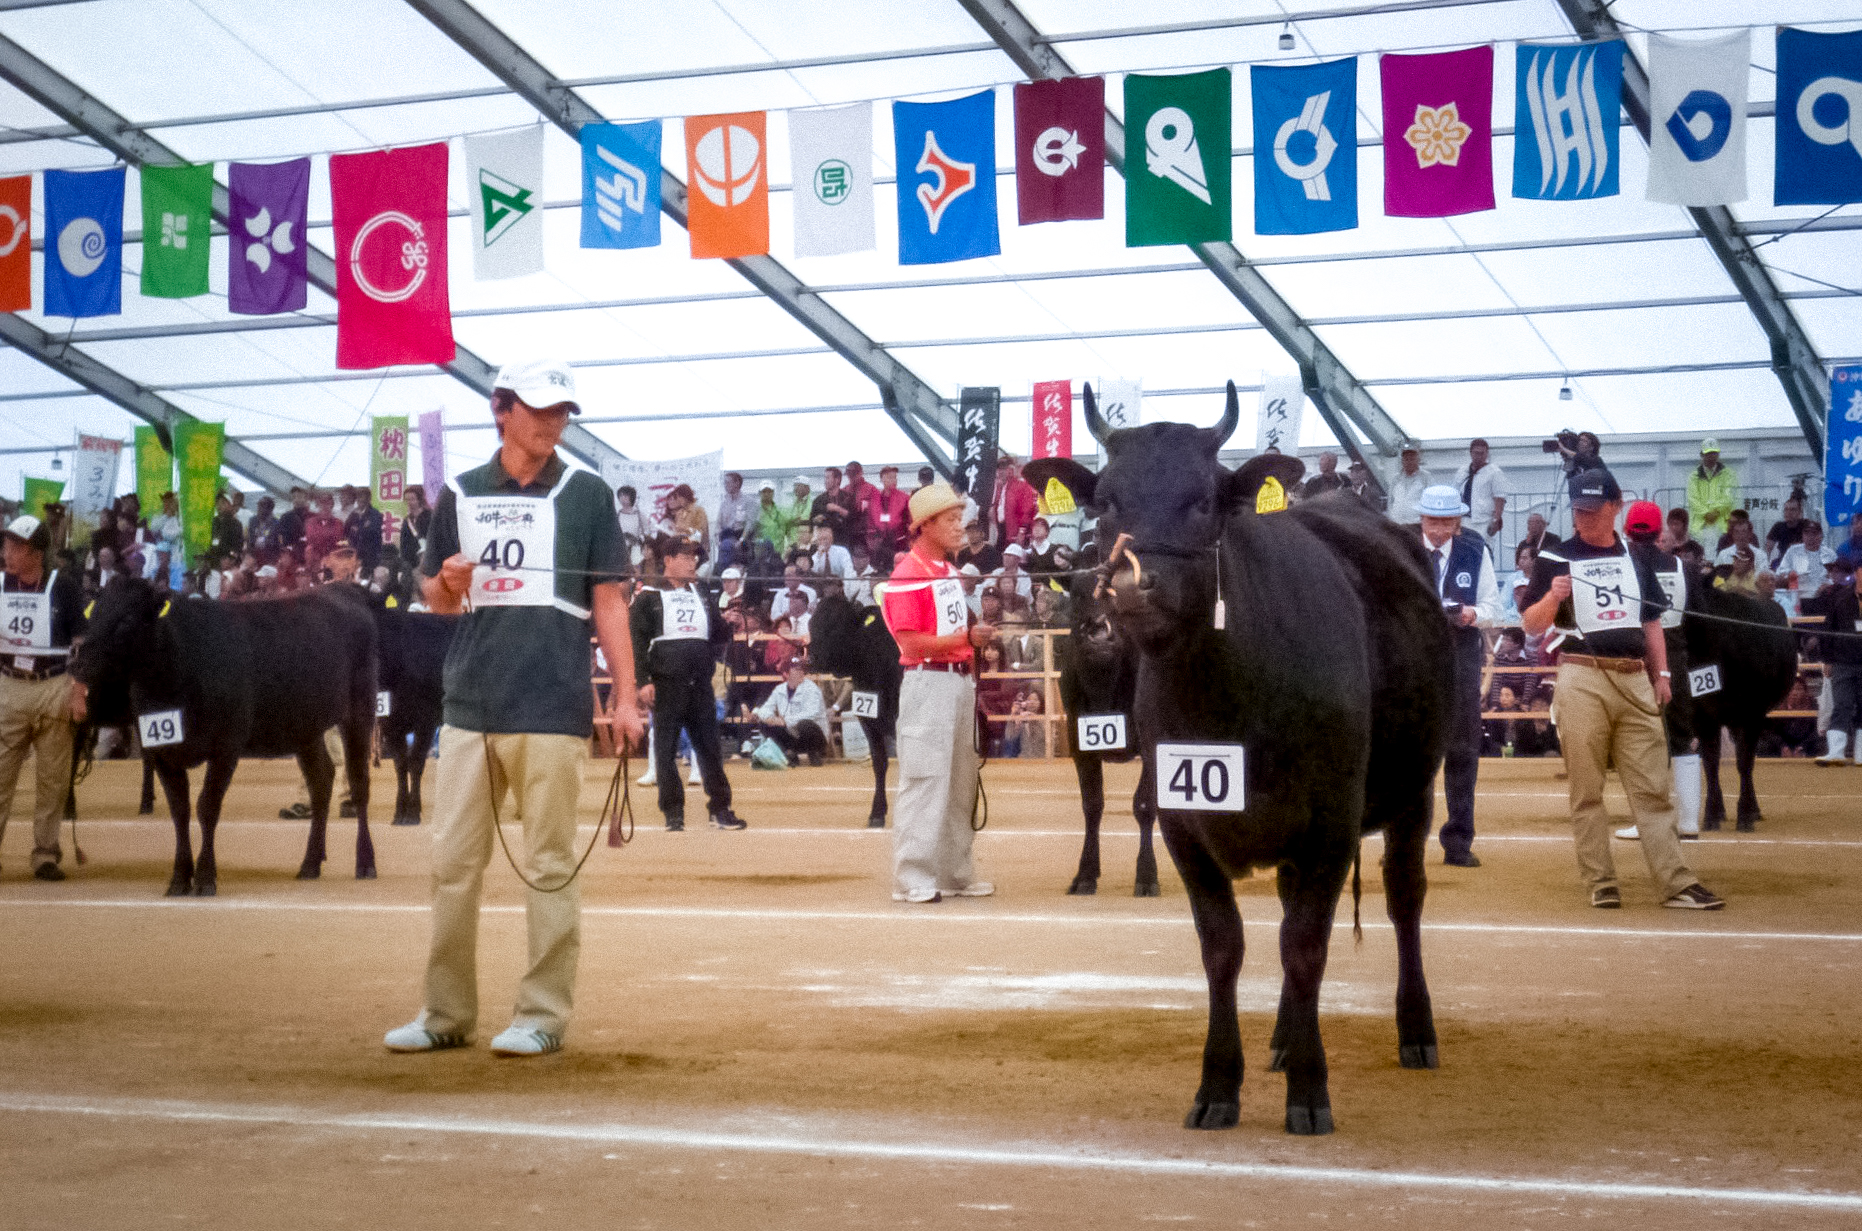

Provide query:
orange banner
left=685, top=111, right=768, bottom=259
left=0, top=175, right=29, bottom=313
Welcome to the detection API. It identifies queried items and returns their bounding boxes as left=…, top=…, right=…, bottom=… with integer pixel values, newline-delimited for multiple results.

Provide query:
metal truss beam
left=0, top=313, right=304, bottom=495
left=957, top=0, right=1408, bottom=472
left=1554, top=0, right=1830, bottom=457
left=0, top=30, right=624, bottom=474
left=406, top=0, right=959, bottom=474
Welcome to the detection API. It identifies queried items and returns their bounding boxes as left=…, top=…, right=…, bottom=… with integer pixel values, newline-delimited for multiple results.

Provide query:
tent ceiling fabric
left=0, top=0, right=1856, bottom=498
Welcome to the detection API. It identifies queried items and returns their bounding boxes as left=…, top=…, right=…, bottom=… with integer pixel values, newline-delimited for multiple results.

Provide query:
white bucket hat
left=1416, top=485, right=1469, bottom=518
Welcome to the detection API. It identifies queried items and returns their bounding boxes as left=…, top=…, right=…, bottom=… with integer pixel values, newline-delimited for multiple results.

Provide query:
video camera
left=1541, top=429, right=1581, bottom=455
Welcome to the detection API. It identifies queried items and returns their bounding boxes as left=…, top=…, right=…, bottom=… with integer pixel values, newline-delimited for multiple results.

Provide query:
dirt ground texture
left=2, top=753, right=1860, bottom=1229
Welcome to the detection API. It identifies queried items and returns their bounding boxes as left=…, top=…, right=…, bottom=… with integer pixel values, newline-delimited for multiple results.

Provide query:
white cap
left=256, top=565, right=279, bottom=579
left=492, top=357, right=579, bottom=412
left=3, top=514, right=44, bottom=545
left=721, top=566, right=744, bottom=580
left=960, top=563, right=981, bottom=577
left=790, top=475, right=811, bottom=490
left=1001, top=543, right=1026, bottom=558
left=758, top=478, right=777, bottom=492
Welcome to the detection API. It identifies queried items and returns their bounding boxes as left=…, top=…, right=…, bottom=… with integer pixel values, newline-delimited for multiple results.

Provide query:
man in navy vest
left=1419, top=485, right=1501, bottom=867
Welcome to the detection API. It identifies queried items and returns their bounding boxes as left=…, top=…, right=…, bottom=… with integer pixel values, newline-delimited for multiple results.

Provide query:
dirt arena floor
left=2, top=752, right=1860, bottom=1228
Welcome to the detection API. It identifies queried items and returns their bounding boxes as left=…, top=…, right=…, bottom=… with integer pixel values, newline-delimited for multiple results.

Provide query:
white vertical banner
left=465, top=125, right=546, bottom=280
left=1257, top=375, right=1304, bottom=452
left=1096, top=379, right=1142, bottom=467
left=790, top=103, right=875, bottom=257
left=1646, top=31, right=1749, bottom=206
left=70, top=432, right=124, bottom=517
left=599, top=449, right=724, bottom=532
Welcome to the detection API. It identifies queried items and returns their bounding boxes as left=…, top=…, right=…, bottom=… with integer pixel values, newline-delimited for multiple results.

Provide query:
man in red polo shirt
left=881, top=482, right=997, bottom=904
left=866, top=465, right=912, bottom=571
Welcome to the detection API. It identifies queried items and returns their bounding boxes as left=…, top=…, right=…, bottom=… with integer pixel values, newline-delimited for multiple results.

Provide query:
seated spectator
left=302, top=490, right=343, bottom=574
left=1715, top=507, right=1754, bottom=553
left=91, top=545, right=123, bottom=593
left=717, top=565, right=746, bottom=612
left=846, top=543, right=878, bottom=606
left=1302, top=451, right=1351, bottom=498
left=751, top=659, right=830, bottom=766
left=1717, top=545, right=1763, bottom=595
left=780, top=589, right=812, bottom=640
left=724, top=604, right=772, bottom=712
left=1779, top=521, right=1838, bottom=614
left=1490, top=626, right=1539, bottom=708
left=960, top=562, right=985, bottom=615
left=996, top=546, right=1035, bottom=604
left=1516, top=695, right=1559, bottom=757
left=1025, top=518, right=1061, bottom=575
left=1522, top=511, right=1560, bottom=553
left=253, top=564, right=282, bottom=597
left=765, top=613, right=807, bottom=671
left=1002, top=687, right=1048, bottom=759
left=668, top=483, right=711, bottom=563
left=1001, top=611, right=1042, bottom=671
left=1765, top=495, right=1808, bottom=566
left=807, top=518, right=854, bottom=582
left=956, top=520, right=1002, bottom=574
left=1482, top=685, right=1525, bottom=756
left=767, top=564, right=818, bottom=621
left=1346, top=460, right=1386, bottom=512
left=975, top=642, right=1018, bottom=756
left=976, top=588, right=1005, bottom=631
left=1031, top=582, right=1068, bottom=630
left=1663, top=506, right=1702, bottom=557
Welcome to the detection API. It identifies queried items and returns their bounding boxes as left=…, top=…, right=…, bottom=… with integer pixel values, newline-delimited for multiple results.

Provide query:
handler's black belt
left=1, top=657, right=68, bottom=681
left=905, top=660, right=972, bottom=676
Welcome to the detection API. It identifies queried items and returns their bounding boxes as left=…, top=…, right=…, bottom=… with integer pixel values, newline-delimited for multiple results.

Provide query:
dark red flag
left=332, top=143, right=455, bottom=370
left=1014, top=77, right=1105, bottom=224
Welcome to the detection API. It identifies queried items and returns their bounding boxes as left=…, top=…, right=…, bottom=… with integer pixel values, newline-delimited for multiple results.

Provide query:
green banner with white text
left=172, top=419, right=224, bottom=565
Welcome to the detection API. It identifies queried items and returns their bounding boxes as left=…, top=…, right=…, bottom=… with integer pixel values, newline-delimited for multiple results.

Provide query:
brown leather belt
left=1561, top=653, right=1645, bottom=674
left=906, top=660, right=972, bottom=675
left=1, top=659, right=67, bottom=681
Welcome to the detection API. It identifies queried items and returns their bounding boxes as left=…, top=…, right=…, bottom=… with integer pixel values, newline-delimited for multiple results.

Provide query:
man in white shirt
left=782, top=591, right=812, bottom=640
left=768, top=565, right=818, bottom=622
left=846, top=544, right=878, bottom=607
left=1387, top=443, right=1434, bottom=527
left=808, top=519, right=854, bottom=582
left=960, top=562, right=984, bottom=615
left=1454, top=438, right=1508, bottom=546
left=995, top=546, right=1034, bottom=604
left=1419, top=485, right=1501, bottom=868
left=752, top=659, right=829, bottom=766
left=715, top=472, right=757, bottom=570
left=1779, top=521, right=1837, bottom=613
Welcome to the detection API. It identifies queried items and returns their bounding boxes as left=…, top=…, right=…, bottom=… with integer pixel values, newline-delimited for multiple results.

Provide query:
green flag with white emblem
left=140, top=163, right=214, bottom=298
left=1123, top=68, right=1232, bottom=248
left=465, top=126, right=545, bottom=280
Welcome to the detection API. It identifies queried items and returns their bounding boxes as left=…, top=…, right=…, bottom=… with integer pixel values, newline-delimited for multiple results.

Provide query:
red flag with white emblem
left=1014, top=77, right=1105, bottom=224
left=331, top=143, right=455, bottom=370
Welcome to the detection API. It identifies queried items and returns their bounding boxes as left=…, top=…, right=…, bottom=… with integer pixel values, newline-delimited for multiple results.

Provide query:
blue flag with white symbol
left=893, top=90, right=1000, bottom=266
left=1513, top=41, right=1624, bottom=201
left=581, top=121, right=662, bottom=249
left=44, top=166, right=124, bottom=318
left=1775, top=28, right=1862, bottom=206
left=1251, top=58, right=1358, bottom=235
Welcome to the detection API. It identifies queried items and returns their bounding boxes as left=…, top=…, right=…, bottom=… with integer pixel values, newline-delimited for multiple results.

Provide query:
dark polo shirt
left=422, top=452, right=626, bottom=738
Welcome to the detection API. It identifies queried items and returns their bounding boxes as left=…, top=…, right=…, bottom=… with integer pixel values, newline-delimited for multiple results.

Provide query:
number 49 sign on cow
left=1155, top=743, right=1246, bottom=812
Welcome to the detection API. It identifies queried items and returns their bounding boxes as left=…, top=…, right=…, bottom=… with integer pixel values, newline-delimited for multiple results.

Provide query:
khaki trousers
left=418, top=726, right=586, bottom=1040
left=892, top=670, right=982, bottom=897
left=293, top=725, right=347, bottom=808
left=1556, top=662, right=1694, bottom=900
left=0, top=672, right=73, bottom=872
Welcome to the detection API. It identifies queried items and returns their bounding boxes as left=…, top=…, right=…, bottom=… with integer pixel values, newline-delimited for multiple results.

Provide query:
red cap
left=1624, top=500, right=1662, bottom=535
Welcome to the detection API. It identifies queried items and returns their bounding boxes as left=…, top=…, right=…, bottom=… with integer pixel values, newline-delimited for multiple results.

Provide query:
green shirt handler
left=385, top=357, right=646, bottom=1061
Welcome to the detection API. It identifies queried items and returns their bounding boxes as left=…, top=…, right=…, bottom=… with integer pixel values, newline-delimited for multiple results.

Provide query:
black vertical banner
left=958, top=385, right=1000, bottom=524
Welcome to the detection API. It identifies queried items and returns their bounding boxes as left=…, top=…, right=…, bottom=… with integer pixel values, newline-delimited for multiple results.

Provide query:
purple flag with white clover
left=227, top=158, right=309, bottom=315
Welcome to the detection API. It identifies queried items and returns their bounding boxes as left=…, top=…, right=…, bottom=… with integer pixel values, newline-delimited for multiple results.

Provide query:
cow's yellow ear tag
left=1040, top=477, right=1076, bottom=515
left=159, top=600, right=172, bottom=618
left=386, top=595, right=399, bottom=609
left=83, top=600, right=95, bottom=619
left=1255, top=475, right=1288, bottom=514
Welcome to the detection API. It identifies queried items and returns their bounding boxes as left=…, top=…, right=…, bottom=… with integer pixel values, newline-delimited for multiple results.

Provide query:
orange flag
left=685, top=111, right=768, bottom=259
left=0, top=175, right=29, bottom=312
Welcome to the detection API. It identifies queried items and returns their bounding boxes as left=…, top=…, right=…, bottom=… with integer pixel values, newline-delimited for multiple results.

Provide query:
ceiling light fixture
left=1278, top=24, right=1296, bottom=51
left=1559, top=380, right=1573, bottom=402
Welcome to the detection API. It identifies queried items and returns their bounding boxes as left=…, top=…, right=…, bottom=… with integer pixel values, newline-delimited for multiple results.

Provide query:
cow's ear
left=1022, top=458, right=1096, bottom=508
left=1225, top=455, right=1307, bottom=511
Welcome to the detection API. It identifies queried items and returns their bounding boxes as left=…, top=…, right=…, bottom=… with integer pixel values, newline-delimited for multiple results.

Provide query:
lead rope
left=970, top=688, right=990, bottom=832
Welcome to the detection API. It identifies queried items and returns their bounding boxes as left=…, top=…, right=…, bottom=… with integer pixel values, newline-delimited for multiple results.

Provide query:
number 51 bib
left=1569, top=554, right=1641, bottom=636
left=449, top=470, right=588, bottom=618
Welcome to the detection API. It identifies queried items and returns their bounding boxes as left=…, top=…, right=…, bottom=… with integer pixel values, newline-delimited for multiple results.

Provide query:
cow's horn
left=1083, top=382, right=1113, bottom=445
left=1208, top=380, right=1240, bottom=448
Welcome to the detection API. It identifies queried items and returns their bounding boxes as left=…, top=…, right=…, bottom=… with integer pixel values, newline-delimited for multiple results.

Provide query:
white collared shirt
left=1422, top=530, right=1503, bottom=628
left=1454, top=462, right=1509, bottom=524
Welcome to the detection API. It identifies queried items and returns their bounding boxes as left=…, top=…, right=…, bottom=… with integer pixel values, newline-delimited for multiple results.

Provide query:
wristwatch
left=1657, top=671, right=1671, bottom=678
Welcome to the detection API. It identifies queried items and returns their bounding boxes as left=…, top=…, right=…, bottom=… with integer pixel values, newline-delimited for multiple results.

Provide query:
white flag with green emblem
left=465, top=126, right=545, bottom=280
left=790, top=103, right=874, bottom=258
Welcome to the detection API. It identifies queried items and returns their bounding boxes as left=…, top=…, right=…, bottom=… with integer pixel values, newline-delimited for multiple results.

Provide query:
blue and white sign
left=43, top=166, right=124, bottom=318
left=1646, top=31, right=1749, bottom=206
left=893, top=90, right=1000, bottom=266
left=1513, top=41, right=1625, bottom=201
left=1250, top=57, right=1358, bottom=235
left=580, top=120, right=662, bottom=249
left=1826, top=366, right=1862, bottom=533
left=1775, top=28, right=1862, bottom=206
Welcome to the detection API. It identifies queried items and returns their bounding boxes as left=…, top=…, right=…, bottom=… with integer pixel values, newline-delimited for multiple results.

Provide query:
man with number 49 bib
left=879, top=483, right=995, bottom=904
left=1521, top=470, right=1723, bottom=912
left=0, top=515, right=86, bottom=881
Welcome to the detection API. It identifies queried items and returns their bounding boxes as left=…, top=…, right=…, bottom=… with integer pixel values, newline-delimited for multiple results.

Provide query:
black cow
left=808, top=592, right=901, bottom=826
left=1684, top=578, right=1799, bottom=830
left=1028, top=383, right=1452, bottom=1136
left=373, top=604, right=456, bottom=825
left=71, top=578, right=378, bottom=896
left=1054, top=559, right=1159, bottom=896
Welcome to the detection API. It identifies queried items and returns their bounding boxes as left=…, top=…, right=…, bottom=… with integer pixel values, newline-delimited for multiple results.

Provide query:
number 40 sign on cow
left=1155, top=742, right=1246, bottom=812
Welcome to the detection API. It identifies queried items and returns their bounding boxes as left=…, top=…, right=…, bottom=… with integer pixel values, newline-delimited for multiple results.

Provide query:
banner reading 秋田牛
left=371, top=415, right=410, bottom=548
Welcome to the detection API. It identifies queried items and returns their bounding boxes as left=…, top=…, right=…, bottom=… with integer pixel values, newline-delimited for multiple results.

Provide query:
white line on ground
left=0, top=1091, right=1855, bottom=1211
left=2, top=897, right=1858, bottom=943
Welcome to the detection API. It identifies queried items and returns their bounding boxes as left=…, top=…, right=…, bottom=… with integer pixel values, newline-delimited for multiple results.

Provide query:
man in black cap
left=1521, top=470, right=1724, bottom=911
left=0, top=514, right=86, bottom=880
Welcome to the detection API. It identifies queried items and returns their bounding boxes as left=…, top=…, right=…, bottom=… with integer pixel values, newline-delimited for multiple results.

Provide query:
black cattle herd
left=55, top=394, right=1800, bottom=1135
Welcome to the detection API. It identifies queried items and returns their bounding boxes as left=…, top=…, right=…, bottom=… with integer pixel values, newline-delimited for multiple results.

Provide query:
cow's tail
left=1351, top=842, right=1363, bottom=947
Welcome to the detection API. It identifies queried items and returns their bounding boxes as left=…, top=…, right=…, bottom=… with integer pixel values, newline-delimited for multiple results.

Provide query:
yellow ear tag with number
left=159, top=600, right=172, bottom=619
left=1039, top=477, right=1076, bottom=516
left=1255, top=475, right=1287, bottom=515
left=386, top=595, right=399, bottom=609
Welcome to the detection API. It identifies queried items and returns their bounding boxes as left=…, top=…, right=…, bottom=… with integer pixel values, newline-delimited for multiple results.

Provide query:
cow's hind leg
left=1069, top=755, right=1104, bottom=894
left=408, top=726, right=434, bottom=823
left=1734, top=726, right=1762, bottom=831
left=1161, top=823, right=1244, bottom=1130
left=1699, top=720, right=1726, bottom=830
left=1133, top=758, right=1159, bottom=897
left=191, top=755, right=238, bottom=897
left=1384, top=807, right=1440, bottom=1070
left=342, top=717, right=376, bottom=878
left=1277, top=854, right=1350, bottom=1136
left=861, top=716, right=888, bottom=826
left=297, top=739, right=334, bottom=879
left=390, top=731, right=411, bottom=825
left=139, top=755, right=157, bottom=815
left=154, top=761, right=193, bottom=896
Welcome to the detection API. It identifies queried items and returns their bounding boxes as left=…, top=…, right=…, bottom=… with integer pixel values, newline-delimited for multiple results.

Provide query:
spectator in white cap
left=1418, top=484, right=1501, bottom=868
left=716, top=565, right=745, bottom=612
left=1387, top=442, right=1434, bottom=527
left=753, top=478, right=787, bottom=558
left=1687, top=438, right=1737, bottom=539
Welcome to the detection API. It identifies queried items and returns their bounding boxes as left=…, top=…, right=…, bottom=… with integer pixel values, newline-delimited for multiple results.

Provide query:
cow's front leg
left=1161, top=822, right=1244, bottom=1130
left=155, top=761, right=193, bottom=897
left=1132, top=760, right=1160, bottom=897
left=1069, top=755, right=1104, bottom=894
left=191, top=755, right=238, bottom=897
left=297, top=739, right=334, bottom=879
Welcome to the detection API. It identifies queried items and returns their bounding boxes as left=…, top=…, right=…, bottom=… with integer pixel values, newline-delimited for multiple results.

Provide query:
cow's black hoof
left=357, top=866, right=377, bottom=880
left=1268, top=1047, right=1288, bottom=1073
left=1067, top=877, right=1097, bottom=895
left=392, top=816, right=419, bottom=826
left=296, top=863, right=321, bottom=880
left=1701, top=816, right=1723, bottom=831
left=164, top=876, right=191, bottom=897
left=1134, top=880, right=1160, bottom=898
left=138, top=805, right=154, bottom=816
left=866, top=815, right=886, bottom=829
left=1183, top=1100, right=1239, bottom=1131
left=193, top=878, right=216, bottom=897
left=1285, top=1105, right=1334, bottom=1136
left=1735, top=819, right=1756, bottom=833
left=1399, top=1043, right=1439, bottom=1070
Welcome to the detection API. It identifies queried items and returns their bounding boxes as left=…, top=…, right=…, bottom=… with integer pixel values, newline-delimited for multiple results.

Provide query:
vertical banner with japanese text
left=1257, top=375, right=1304, bottom=452
left=957, top=387, right=1001, bottom=526
left=1031, top=380, right=1072, bottom=460
left=1827, top=366, right=1862, bottom=532
left=371, top=415, right=410, bottom=547
left=69, top=432, right=124, bottom=545
left=134, top=426, right=173, bottom=515
left=171, top=419, right=224, bottom=565
left=418, top=409, right=445, bottom=504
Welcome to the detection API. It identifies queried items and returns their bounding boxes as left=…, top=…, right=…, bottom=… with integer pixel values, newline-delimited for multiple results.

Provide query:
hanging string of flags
left=1, top=27, right=1857, bottom=371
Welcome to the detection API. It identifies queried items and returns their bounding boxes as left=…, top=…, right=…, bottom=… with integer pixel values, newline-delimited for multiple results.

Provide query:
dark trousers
left=653, top=675, right=731, bottom=820
left=1662, top=631, right=1694, bottom=756
left=762, top=721, right=828, bottom=764
left=1440, top=627, right=1485, bottom=857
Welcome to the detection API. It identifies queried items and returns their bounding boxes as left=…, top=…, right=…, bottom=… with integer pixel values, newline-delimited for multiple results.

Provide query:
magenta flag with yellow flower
left=1381, top=46, right=1494, bottom=217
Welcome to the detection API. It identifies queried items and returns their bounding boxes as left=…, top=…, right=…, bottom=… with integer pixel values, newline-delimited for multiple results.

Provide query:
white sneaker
left=687, top=761, right=703, bottom=785
left=947, top=881, right=995, bottom=897
left=636, top=768, right=657, bottom=786
left=490, top=1025, right=562, bottom=1057
left=1613, top=826, right=1639, bottom=840
left=384, top=1021, right=468, bottom=1052
left=891, top=887, right=942, bottom=904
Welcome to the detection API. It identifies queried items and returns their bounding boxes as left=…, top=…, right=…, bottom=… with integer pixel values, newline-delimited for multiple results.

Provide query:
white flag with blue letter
left=1512, top=40, right=1625, bottom=201
left=1646, top=32, right=1748, bottom=206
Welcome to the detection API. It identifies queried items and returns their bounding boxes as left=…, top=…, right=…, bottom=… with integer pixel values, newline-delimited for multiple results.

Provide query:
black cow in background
left=1029, top=383, right=1452, bottom=1136
left=373, top=604, right=456, bottom=825
left=807, top=592, right=901, bottom=826
left=1052, top=558, right=1159, bottom=896
left=1684, top=578, right=1798, bottom=830
left=71, top=578, right=378, bottom=895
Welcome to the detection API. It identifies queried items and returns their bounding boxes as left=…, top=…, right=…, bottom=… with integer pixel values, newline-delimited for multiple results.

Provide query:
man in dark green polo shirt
left=385, top=357, right=645, bottom=1060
